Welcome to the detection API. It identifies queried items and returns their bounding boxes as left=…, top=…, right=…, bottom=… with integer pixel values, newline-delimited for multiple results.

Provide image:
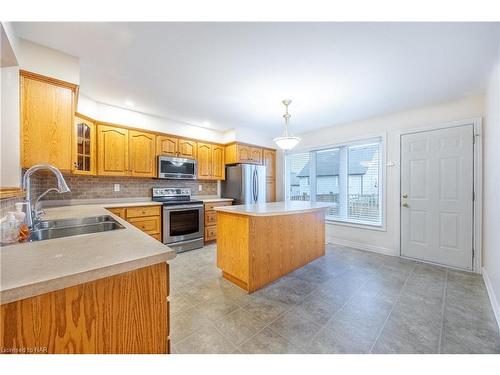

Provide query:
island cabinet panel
left=97, top=125, right=129, bottom=176
left=0, top=263, right=170, bottom=354
left=216, top=210, right=325, bottom=293
left=129, top=130, right=156, bottom=178
left=216, top=213, right=250, bottom=290
left=20, top=72, right=75, bottom=171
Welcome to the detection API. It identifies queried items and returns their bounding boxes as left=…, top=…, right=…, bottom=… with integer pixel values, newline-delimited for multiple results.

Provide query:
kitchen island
left=214, top=201, right=332, bottom=292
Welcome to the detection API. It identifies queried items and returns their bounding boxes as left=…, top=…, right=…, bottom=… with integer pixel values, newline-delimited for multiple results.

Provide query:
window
left=288, top=152, right=310, bottom=201
left=286, top=137, right=383, bottom=226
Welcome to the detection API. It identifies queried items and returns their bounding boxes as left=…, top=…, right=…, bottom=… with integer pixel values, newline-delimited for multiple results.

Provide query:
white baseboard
left=482, top=267, right=500, bottom=331
left=327, top=237, right=396, bottom=257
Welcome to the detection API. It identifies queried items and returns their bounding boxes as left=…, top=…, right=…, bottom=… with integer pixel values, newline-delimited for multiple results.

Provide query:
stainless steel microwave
left=158, top=156, right=197, bottom=179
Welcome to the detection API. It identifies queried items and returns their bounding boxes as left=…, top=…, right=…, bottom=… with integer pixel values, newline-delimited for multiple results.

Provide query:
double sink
left=30, top=215, right=124, bottom=242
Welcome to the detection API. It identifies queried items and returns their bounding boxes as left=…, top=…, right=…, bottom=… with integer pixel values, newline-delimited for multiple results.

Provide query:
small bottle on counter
left=15, top=202, right=30, bottom=242
left=0, top=212, right=21, bottom=245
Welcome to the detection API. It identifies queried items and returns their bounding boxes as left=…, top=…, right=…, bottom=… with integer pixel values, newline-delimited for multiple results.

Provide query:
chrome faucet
left=22, top=164, right=71, bottom=228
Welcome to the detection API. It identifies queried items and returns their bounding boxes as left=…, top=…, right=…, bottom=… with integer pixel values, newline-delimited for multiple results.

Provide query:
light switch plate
left=114, top=184, right=120, bottom=192
left=198, top=184, right=202, bottom=192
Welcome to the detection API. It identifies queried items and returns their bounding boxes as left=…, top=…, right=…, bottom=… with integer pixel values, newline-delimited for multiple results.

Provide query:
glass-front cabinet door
left=73, top=114, right=96, bottom=175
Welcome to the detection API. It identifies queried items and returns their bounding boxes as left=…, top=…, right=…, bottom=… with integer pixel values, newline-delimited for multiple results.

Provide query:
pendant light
left=273, top=99, right=301, bottom=150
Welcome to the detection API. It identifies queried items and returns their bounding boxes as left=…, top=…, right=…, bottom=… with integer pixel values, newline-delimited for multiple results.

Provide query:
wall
left=483, top=38, right=500, bottom=326
left=15, top=37, right=80, bottom=84
left=0, top=23, right=20, bottom=189
left=292, top=95, right=485, bottom=256
left=1, top=66, right=20, bottom=188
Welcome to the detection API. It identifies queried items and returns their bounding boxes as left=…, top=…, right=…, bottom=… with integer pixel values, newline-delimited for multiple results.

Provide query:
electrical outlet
left=198, top=184, right=202, bottom=192
left=114, top=184, right=120, bottom=192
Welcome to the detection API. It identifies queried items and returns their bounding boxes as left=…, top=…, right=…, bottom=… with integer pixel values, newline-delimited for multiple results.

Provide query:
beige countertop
left=0, top=204, right=176, bottom=305
left=213, top=201, right=333, bottom=216
left=198, top=198, right=233, bottom=203
left=42, top=196, right=233, bottom=207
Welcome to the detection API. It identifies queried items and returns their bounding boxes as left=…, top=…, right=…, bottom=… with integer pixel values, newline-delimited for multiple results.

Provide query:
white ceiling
left=12, top=22, right=500, bottom=136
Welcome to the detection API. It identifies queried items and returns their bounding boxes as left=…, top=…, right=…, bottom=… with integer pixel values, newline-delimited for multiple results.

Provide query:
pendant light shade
left=273, top=136, right=301, bottom=150
left=274, top=99, right=301, bottom=150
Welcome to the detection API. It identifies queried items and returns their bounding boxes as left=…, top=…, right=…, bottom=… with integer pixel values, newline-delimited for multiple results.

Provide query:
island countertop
left=0, top=204, right=176, bottom=305
left=213, top=201, right=332, bottom=216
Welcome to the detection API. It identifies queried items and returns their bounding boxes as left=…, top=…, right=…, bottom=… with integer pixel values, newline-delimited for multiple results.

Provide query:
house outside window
left=286, top=137, right=383, bottom=227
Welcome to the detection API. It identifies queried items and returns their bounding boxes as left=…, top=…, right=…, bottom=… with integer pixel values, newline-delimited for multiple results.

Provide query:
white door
left=400, top=125, right=474, bottom=269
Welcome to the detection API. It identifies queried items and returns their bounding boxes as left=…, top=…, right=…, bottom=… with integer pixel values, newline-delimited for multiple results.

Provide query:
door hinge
left=473, top=135, right=476, bottom=144
left=473, top=191, right=475, bottom=201
left=472, top=248, right=475, bottom=259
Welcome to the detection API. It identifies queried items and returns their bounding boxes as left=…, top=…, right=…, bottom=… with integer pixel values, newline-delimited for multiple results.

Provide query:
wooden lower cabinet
left=0, top=263, right=170, bottom=354
left=107, top=205, right=162, bottom=241
left=204, top=201, right=232, bottom=243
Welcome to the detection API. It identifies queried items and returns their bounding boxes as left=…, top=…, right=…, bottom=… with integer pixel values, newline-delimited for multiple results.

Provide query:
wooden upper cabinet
left=20, top=72, right=76, bottom=171
left=237, top=144, right=252, bottom=163
left=197, top=143, right=212, bottom=180
left=250, top=147, right=263, bottom=164
left=129, top=130, right=156, bottom=177
left=178, top=139, right=197, bottom=158
left=263, top=149, right=276, bottom=179
left=212, top=145, right=225, bottom=180
left=73, top=114, right=96, bottom=175
left=225, top=143, right=268, bottom=165
left=97, top=125, right=129, bottom=176
left=156, top=135, right=177, bottom=156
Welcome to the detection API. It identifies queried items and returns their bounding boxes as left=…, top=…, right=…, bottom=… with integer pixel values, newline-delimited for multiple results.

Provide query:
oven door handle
left=163, top=204, right=204, bottom=211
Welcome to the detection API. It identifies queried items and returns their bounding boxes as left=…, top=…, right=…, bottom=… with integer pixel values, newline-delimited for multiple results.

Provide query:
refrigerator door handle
left=255, top=170, right=259, bottom=202
left=252, top=168, right=257, bottom=202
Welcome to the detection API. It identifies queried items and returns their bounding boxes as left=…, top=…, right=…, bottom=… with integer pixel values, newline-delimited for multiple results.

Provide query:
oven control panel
left=152, top=187, right=191, bottom=198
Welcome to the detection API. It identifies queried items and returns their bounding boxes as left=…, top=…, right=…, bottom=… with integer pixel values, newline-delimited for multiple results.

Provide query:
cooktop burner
left=151, top=187, right=202, bottom=206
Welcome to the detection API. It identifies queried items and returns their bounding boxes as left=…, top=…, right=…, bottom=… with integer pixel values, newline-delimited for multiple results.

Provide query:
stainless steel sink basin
left=29, top=215, right=125, bottom=242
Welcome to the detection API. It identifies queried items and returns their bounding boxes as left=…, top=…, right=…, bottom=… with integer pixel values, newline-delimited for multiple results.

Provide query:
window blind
left=286, top=138, right=382, bottom=226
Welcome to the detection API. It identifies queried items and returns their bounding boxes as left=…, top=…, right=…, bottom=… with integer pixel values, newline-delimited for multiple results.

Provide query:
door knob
left=402, top=194, right=408, bottom=198
left=402, top=202, right=409, bottom=208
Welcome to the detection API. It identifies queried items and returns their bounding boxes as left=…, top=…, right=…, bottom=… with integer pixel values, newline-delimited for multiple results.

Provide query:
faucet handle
left=35, top=209, right=46, bottom=221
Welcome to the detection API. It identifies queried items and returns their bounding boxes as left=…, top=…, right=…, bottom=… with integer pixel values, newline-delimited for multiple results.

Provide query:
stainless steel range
left=152, top=187, right=204, bottom=253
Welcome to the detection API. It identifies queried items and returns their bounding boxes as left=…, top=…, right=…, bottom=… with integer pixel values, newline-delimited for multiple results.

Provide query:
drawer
left=204, top=225, right=217, bottom=241
left=204, top=201, right=232, bottom=212
left=205, top=210, right=217, bottom=225
left=107, top=207, right=126, bottom=219
left=128, top=216, right=161, bottom=233
left=126, top=205, right=161, bottom=218
left=150, top=232, right=162, bottom=241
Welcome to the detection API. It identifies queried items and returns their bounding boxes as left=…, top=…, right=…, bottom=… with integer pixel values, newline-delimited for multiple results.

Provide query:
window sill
left=325, top=219, right=386, bottom=232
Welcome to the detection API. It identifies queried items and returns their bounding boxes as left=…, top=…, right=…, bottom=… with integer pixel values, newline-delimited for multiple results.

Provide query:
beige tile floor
left=169, top=244, right=500, bottom=354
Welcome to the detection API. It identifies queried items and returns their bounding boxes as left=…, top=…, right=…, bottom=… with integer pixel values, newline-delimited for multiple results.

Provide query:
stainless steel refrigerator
left=221, top=164, right=267, bottom=205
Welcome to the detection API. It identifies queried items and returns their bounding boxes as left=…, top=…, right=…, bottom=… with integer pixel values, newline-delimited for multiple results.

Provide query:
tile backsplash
left=27, top=171, right=218, bottom=202
left=0, top=196, right=24, bottom=218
